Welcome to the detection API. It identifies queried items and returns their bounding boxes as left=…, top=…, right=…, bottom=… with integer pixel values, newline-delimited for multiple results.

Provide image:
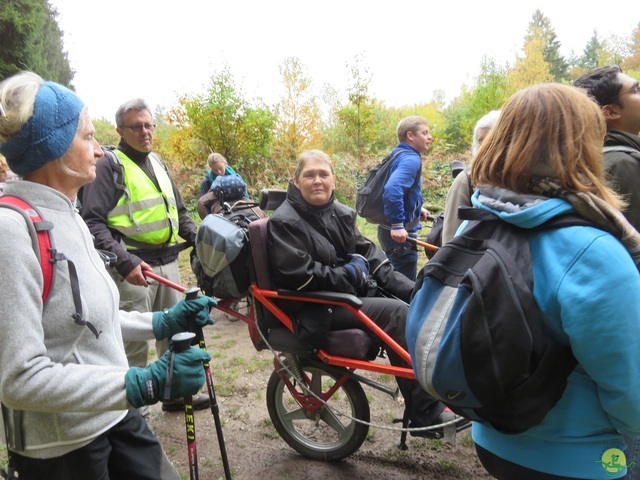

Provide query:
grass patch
left=257, top=418, right=280, bottom=439
left=220, top=339, right=237, bottom=350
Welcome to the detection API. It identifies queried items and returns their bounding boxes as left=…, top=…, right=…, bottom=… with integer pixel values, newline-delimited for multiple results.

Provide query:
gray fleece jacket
left=0, top=181, right=156, bottom=459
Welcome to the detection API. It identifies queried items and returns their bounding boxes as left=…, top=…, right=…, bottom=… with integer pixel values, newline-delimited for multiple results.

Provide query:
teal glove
left=124, top=347, right=211, bottom=408
left=152, top=295, right=216, bottom=340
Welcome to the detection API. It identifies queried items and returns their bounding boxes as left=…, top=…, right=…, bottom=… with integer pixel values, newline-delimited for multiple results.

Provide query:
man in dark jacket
left=79, top=98, right=210, bottom=412
left=574, top=65, right=640, bottom=231
left=268, top=149, right=460, bottom=437
left=574, top=65, right=640, bottom=480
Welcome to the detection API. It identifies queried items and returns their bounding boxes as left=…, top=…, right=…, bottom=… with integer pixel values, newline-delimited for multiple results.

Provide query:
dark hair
left=573, top=65, right=624, bottom=107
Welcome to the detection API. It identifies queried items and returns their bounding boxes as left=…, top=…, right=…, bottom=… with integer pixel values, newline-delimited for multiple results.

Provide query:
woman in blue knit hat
left=0, top=71, right=216, bottom=479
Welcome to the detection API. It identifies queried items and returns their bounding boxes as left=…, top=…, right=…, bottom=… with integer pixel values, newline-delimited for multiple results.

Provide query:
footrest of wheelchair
left=268, top=328, right=372, bottom=359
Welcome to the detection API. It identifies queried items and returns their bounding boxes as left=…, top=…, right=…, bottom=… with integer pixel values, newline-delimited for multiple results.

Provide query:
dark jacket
left=268, top=181, right=413, bottom=300
left=80, top=140, right=197, bottom=278
left=604, top=129, right=640, bottom=232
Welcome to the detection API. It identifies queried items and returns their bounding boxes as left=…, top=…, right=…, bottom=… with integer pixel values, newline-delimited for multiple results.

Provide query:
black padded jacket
left=267, top=181, right=413, bottom=301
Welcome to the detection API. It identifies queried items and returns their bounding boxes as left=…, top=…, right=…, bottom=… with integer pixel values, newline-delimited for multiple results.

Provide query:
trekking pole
left=405, top=236, right=439, bottom=252
left=143, top=271, right=233, bottom=480
left=169, top=332, right=199, bottom=480
left=184, top=288, right=233, bottom=480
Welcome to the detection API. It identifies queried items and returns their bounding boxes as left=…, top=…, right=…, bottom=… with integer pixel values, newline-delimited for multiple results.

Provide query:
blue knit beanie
left=0, top=81, right=84, bottom=175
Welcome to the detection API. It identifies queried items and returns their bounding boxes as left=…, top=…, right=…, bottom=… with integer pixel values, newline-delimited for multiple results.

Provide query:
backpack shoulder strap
left=0, top=195, right=101, bottom=339
left=457, top=207, right=592, bottom=231
left=0, top=195, right=54, bottom=303
left=603, top=145, right=640, bottom=160
left=101, top=146, right=126, bottom=191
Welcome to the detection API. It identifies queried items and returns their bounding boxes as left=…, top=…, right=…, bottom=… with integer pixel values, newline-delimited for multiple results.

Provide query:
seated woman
left=267, top=149, right=456, bottom=437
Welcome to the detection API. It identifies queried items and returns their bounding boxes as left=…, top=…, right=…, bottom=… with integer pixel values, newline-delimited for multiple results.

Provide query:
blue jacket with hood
left=468, top=188, right=640, bottom=479
left=381, top=143, right=423, bottom=232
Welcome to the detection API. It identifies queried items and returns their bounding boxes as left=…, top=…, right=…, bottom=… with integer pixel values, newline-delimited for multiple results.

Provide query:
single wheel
left=266, top=357, right=370, bottom=461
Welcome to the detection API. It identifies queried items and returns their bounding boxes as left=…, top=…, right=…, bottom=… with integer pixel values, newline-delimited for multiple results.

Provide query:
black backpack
left=356, top=150, right=409, bottom=226
left=406, top=207, right=589, bottom=434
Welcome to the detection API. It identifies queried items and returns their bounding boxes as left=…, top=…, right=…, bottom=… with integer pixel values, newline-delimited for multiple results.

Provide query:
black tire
left=266, top=357, right=370, bottom=461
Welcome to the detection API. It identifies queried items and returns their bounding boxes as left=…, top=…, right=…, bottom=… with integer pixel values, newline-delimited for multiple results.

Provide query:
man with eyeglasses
left=574, top=65, right=640, bottom=232
left=79, top=98, right=210, bottom=413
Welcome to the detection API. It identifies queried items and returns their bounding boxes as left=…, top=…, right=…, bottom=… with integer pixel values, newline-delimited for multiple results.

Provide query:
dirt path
left=146, top=306, right=493, bottom=480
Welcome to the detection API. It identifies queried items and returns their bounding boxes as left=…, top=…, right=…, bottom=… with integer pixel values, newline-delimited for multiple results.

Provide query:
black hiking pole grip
left=171, top=332, right=199, bottom=480
left=187, top=313, right=232, bottom=480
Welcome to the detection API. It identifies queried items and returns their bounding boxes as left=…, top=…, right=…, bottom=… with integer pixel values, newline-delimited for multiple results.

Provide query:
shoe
left=162, top=394, right=211, bottom=412
left=409, top=413, right=471, bottom=439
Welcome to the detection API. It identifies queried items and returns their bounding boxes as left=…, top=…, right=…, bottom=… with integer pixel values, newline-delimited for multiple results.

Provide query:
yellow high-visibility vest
left=106, top=150, right=179, bottom=248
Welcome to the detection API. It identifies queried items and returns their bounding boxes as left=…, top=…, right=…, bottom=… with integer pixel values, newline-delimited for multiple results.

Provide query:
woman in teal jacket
left=468, top=83, right=640, bottom=479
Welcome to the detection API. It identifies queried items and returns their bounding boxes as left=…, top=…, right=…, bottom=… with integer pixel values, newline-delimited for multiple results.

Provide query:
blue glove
left=124, top=347, right=211, bottom=408
left=344, top=254, right=370, bottom=288
left=152, top=295, right=216, bottom=340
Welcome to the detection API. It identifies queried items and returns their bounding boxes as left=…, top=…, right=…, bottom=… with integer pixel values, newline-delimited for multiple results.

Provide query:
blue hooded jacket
left=468, top=188, right=640, bottom=479
left=381, top=143, right=423, bottom=232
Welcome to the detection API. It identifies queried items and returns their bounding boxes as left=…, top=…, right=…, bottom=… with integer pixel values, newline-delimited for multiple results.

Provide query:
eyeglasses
left=608, top=84, right=640, bottom=104
left=121, top=123, right=156, bottom=133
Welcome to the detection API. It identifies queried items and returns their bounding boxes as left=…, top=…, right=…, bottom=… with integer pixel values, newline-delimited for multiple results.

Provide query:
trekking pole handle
left=171, top=331, right=196, bottom=353
left=405, top=236, right=439, bottom=252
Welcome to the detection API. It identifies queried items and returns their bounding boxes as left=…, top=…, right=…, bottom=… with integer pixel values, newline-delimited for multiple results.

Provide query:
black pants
left=13, top=410, right=164, bottom=480
left=475, top=444, right=611, bottom=480
left=336, top=297, right=445, bottom=426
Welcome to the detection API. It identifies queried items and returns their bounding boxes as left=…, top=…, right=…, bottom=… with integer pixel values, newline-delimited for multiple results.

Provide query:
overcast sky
left=48, top=0, right=638, bottom=121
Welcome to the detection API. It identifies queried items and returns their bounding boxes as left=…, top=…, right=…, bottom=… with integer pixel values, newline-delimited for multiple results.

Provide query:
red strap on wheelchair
left=0, top=195, right=54, bottom=303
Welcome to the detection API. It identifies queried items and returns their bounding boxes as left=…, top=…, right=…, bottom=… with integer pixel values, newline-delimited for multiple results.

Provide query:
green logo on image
left=595, top=448, right=636, bottom=477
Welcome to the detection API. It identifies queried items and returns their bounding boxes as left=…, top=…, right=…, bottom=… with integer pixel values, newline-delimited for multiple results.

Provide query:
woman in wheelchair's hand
left=267, top=149, right=447, bottom=434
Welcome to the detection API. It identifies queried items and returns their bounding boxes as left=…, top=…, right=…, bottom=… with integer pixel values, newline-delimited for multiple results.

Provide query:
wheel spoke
left=319, top=406, right=349, bottom=437
left=282, top=406, right=307, bottom=422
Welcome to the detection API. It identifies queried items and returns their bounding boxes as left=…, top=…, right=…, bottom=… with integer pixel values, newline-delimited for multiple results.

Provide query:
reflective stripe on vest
left=107, top=151, right=179, bottom=248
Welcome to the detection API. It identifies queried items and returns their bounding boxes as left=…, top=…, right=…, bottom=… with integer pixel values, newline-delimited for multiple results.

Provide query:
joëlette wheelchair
left=214, top=189, right=460, bottom=461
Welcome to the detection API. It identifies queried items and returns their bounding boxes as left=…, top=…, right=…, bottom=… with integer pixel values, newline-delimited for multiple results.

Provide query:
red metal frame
left=243, top=285, right=416, bottom=380
left=143, top=269, right=417, bottom=382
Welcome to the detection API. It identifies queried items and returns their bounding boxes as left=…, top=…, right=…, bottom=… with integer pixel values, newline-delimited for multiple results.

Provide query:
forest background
left=2, top=1, right=640, bottom=216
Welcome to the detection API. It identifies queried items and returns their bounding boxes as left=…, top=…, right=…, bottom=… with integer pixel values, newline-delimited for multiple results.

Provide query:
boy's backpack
left=355, top=150, right=407, bottom=225
left=192, top=207, right=264, bottom=299
left=406, top=207, right=585, bottom=434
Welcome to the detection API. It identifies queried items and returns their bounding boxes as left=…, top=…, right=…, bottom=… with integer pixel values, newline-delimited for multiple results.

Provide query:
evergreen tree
left=0, top=0, right=73, bottom=85
left=580, top=30, right=603, bottom=69
left=524, top=9, right=569, bottom=82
